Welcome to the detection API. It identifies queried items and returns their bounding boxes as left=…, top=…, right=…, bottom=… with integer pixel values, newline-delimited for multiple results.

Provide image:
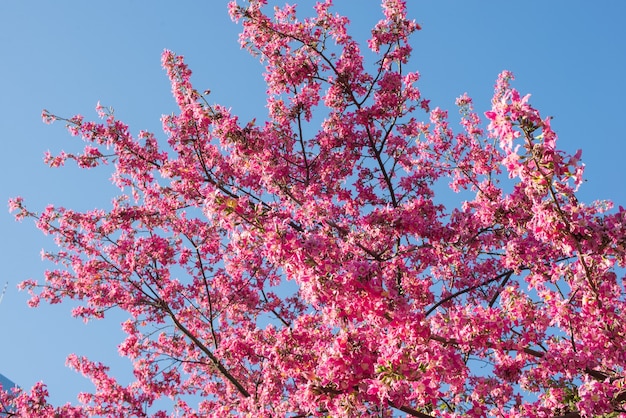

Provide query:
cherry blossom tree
left=3, top=0, right=626, bottom=416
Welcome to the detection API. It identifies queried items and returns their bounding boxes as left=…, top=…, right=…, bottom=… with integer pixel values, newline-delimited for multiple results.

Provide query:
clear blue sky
left=1, top=0, right=625, bottom=409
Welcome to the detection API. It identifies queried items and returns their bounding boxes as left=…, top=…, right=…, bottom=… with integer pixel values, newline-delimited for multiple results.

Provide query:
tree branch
left=425, top=270, right=512, bottom=317
left=389, top=401, right=434, bottom=418
left=160, top=301, right=251, bottom=398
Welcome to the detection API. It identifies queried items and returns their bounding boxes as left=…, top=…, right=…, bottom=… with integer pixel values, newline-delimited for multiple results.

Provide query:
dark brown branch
left=553, top=412, right=580, bottom=418
left=389, top=401, right=434, bottom=418
left=488, top=270, right=513, bottom=307
left=425, top=270, right=513, bottom=317
left=161, top=301, right=251, bottom=398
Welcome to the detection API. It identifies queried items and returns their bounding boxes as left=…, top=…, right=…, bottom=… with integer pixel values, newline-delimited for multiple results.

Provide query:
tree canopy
left=2, top=1, right=626, bottom=417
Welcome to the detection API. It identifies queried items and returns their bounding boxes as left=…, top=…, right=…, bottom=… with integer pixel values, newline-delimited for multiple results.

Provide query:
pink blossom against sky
left=0, top=0, right=624, bottom=408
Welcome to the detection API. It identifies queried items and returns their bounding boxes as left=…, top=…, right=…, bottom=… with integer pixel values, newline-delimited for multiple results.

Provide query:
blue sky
left=0, top=0, right=625, bottom=409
